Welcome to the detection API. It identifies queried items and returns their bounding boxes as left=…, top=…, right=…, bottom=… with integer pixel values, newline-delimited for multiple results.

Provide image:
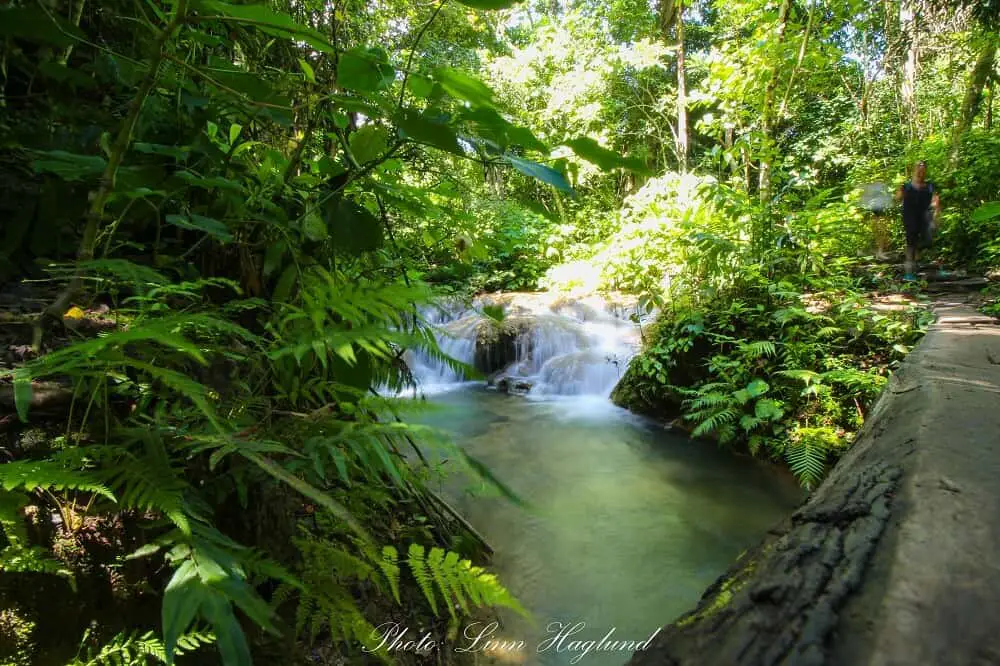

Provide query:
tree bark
left=758, top=0, right=792, bottom=204
left=658, top=0, right=686, bottom=172
left=676, top=0, right=688, bottom=173
left=987, top=76, right=994, bottom=130
left=949, top=39, right=998, bottom=166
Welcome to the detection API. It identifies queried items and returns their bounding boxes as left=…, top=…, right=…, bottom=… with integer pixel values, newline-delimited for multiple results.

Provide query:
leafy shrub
left=613, top=268, right=928, bottom=488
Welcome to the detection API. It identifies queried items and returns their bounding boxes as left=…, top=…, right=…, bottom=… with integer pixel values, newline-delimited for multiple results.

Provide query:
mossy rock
left=473, top=316, right=532, bottom=374
left=610, top=362, right=684, bottom=419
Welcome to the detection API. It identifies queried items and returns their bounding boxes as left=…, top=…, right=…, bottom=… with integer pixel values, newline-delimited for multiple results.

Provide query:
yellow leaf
left=64, top=306, right=85, bottom=320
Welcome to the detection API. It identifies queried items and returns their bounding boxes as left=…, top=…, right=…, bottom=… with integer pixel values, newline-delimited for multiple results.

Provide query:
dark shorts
left=903, top=215, right=925, bottom=248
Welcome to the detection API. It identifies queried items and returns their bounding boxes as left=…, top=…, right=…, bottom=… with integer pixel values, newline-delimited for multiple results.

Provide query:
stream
left=405, top=294, right=805, bottom=665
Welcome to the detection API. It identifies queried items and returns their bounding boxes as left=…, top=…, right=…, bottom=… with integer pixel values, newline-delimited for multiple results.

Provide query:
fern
left=740, top=340, right=777, bottom=358
left=376, top=545, right=401, bottom=604
left=0, top=460, right=115, bottom=501
left=407, top=542, right=438, bottom=615
left=691, top=408, right=740, bottom=438
left=686, top=392, right=730, bottom=410
left=784, top=442, right=826, bottom=490
left=784, top=427, right=841, bottom=489
left=69, top=629, right=214, bottom=666
left=271, top=535, right=388, bottom=660
left=777, top=368, right=823, bottom=385
left=398, top=544, right=526, bottom=618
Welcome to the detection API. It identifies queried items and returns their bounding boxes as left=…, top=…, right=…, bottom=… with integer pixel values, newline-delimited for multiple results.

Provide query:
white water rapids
left=403, top=293, right=652, bottom=397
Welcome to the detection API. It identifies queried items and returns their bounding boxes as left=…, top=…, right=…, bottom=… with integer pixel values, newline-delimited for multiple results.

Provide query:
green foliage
left=616, top=267, right=925, bottom=487
left=400, top=544, right=527, bottom=620
left=271, top=531, right=524, bottom=661
left=68, top=629, right=215, bottom=666
left=0, top=0, right=997, bottom=660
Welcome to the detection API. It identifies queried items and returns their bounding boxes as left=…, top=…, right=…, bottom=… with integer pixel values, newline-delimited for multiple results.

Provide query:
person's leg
left=903, top=216, right=919, bottom=280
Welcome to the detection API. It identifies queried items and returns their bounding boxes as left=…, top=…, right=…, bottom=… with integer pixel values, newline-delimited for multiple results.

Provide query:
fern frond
left=407, top=543, right=438, bottom=615
left=70, top=629, right=214, bottom=666
left=0, top=544, right=76, bottom=588
left=785, top=442, right=826, bottom=490
left=0, top=491, right=30, bottom=544
left=686, top=392, right=731, bottom=410
left=102, top=448, right=193, bottom=534
left=426, top=547, right=456, bottom=621
left=376, top=546, right=401, bottom=604
left=691, top=409, right=739, bottom=438
left=777, top=369, right=822, bottom=385
left=741, top=340, right=777, bottom=358
left=0, top=460, right=115, bottom=501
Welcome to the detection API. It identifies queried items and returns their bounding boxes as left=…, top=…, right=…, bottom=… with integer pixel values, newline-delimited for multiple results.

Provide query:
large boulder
left=473, top=316, right=531, bottom=375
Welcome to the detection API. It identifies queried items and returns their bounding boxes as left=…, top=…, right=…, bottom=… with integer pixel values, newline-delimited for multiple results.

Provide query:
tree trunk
left=758, top=0, right=792, bottom=204
left=900, top=0, right=919, bottom=141
left=987, top=76, right=994, bottom=130
left=676, top=0, right=688, bottom=173
left=658, top=0, right=686, bottom=172
left=949, top=40, right=997, bottom=167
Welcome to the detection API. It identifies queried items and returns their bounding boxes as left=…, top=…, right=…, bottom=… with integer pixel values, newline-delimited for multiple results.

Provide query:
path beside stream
left=627, top=280, right=1000, bottom=666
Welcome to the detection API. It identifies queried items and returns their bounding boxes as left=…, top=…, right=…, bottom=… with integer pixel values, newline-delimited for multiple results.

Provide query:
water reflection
left=416, top=389, right=804, bottom=666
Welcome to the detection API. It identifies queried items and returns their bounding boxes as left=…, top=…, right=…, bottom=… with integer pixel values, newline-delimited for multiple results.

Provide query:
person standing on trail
left=895, top=160, right=941, bottom=281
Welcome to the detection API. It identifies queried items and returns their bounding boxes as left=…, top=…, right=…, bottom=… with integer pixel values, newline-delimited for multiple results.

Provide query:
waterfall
left=405, top=293, right=649, bottom=398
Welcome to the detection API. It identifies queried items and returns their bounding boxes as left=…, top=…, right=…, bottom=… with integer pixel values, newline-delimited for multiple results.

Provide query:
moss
left=675, top=540, right=775, bottom=629
left=676, top=564, right=752, bottom=628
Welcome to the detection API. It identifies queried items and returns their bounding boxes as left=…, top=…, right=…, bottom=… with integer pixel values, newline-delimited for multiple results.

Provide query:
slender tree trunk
left=676, top=0, right=688, bottom=173
left=900, top=0, right=919, bottom=141
left=778, top=0, right=817, bottom=119
left=38, top=0, right=189, bottom=346
left=987, top=76, right=994, bottom=130
left=758, top=0, right=792, bottom=204
left=949, top=40, right=998, bottom=167
left=658, top=0, right=686, bottom=171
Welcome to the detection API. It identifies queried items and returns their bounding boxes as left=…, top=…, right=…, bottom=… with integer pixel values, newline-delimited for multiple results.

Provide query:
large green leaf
left=433, top=67, right=497, bottom=108
left=165, top=214, right=234, bottom=242
left=563, top=137, right=650, bottom=173
left=337, top=47, right=395, bottom=94
left=971, top=201, right=1000, bottom=222
left=459, top=108, right=547, bottom=153
left=348, top=125, right=388, bottom=164
left=0, top=7, right=86, bottom=47
left=503, top=155, right=574, bottom=193
left=325, top=198, right=384, bottom=254
left=32, top=151, right=106, bottom=181
left=13, top=377, right=32, bottom=424
left=163, top=561, right=204, bottom=663
left=200, top=1, right=335, bottom=54
left=396, top=110, right=463, bottom=156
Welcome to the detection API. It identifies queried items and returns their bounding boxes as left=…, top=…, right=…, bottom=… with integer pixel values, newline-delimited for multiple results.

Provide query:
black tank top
left=902, top=181, right=934, bottom=223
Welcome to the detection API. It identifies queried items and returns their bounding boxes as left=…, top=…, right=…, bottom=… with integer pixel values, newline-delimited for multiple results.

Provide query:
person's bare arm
left=894, top=184, right=904, bottom=203
left=932, top=192, right=941, bottom=214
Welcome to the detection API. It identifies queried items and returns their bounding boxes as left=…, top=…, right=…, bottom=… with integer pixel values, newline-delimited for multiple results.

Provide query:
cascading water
left=403, top=294, right=805, bottom=665
left=406, top=293, right=649, bottom=397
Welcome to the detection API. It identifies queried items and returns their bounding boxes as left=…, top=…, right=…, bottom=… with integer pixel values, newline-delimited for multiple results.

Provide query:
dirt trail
left=626, top=285, right=1000, bottom=666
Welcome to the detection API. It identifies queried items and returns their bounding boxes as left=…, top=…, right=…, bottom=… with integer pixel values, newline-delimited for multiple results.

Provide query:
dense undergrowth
left=612, top=268, right=932, bottom=489
left=0, top=0, right=997, bottom=664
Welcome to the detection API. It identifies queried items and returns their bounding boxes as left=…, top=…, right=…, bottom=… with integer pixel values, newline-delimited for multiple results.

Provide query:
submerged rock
left=494, top=376, right=533, bottom=395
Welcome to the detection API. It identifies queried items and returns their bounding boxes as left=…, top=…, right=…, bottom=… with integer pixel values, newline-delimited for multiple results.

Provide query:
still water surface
left=417, top=388, right=804, bottom=666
